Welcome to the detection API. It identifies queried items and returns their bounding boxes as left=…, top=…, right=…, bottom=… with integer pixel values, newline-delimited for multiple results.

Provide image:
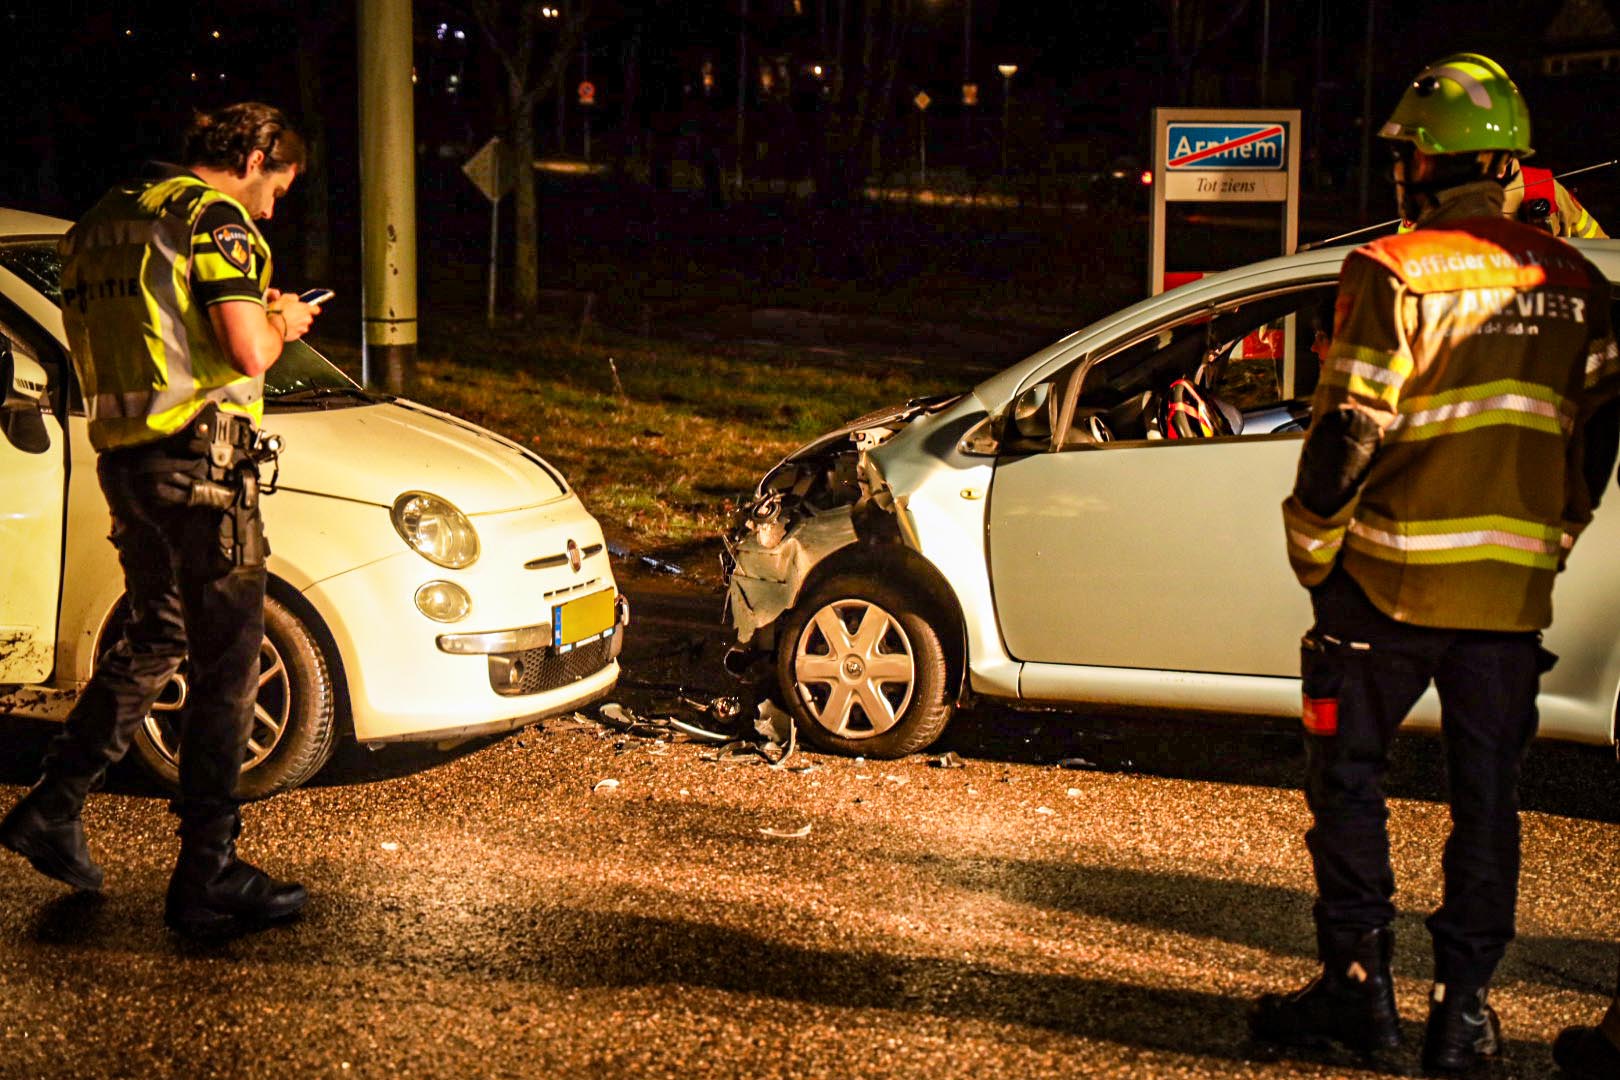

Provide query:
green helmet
left=1379, top=53, right=1533, bottom=157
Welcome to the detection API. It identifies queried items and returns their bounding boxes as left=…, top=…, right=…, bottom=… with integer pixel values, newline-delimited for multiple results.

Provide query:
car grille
left=490, top=634, right=615, bottom=697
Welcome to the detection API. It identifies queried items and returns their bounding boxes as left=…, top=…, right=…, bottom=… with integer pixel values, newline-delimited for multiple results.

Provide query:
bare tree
left=464, top=0, right=592, bottom=318
left=819, top=0, right=915, bottom=204
left=1161, top=0, right=1254, bottom=104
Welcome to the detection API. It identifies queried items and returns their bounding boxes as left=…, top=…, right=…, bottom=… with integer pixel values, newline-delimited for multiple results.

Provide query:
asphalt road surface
left=1, top=567, right=1616, bottom=1079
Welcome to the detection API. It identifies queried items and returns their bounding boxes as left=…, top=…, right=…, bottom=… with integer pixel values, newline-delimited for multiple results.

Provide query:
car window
left=1049, top=282, right=1336, bottom=448
left=0, top=241, right=63, bottom=305
left=0, top=240, right=365, bottom=407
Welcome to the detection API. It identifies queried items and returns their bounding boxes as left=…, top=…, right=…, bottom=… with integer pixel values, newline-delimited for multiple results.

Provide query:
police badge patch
left=211, top=223, right=254, bottom=274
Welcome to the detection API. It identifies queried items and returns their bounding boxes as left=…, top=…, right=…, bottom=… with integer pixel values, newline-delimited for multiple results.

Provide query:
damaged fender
left=725, top=507, right=859, bottom=644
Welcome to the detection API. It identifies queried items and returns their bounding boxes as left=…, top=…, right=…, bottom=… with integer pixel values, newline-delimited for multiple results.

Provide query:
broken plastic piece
left=930, top=752, right=965, bottom=769
left=668, top=717, right=732, bottom=742
left=592, top=778, right=621, bottom=793
left=380, top=841, right=400, bottom=852
left=754, top=699, right=793, bottom=744
left=1035, top=806, right=1056, bottom=815
left=758, top=823, right=812, bottom=839
left=1058, top=757, right=1098, bottom=770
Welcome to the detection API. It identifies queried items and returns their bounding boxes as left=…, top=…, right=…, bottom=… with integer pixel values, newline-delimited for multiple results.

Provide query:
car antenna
left=1298, top=158, right=1620, bottom=251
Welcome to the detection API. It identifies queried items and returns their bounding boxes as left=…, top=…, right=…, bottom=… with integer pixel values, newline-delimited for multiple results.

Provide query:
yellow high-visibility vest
left=59, top=172, right=272, bottom=451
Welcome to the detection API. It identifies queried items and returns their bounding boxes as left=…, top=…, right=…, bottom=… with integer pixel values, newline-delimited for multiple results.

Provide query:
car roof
left=975, top=238, right=1620, bottom=406
left=0, top=208, right=71, bottom=238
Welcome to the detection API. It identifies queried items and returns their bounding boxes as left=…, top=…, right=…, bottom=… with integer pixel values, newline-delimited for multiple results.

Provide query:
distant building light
left=218, top=72, right=226, bottom=81
left=210, top=29, right=220, bottom=39
left=436, top=22, right=447, bottom=40
left=997, top=63, right=1018, bottom=79
left=124, top=28, right=133, bottom=37
left=189, top=72, right=199, bottom=81
left=1139, top=170, right=1153, bottom=186
left=812, top=64, right=823, bottom=77
left=453, top=28, right=465, bottom=40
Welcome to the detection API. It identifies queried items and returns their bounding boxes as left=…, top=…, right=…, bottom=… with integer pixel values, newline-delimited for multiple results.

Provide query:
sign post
left=914, top=91, right=931, bottom=185
left=461, top=136, right=516, bottom=327
left=1149, top=107, right=1303, bottom=389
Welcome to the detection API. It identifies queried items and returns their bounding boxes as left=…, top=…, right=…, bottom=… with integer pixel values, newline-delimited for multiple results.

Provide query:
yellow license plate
left=553, top=589, right=616, bottom=648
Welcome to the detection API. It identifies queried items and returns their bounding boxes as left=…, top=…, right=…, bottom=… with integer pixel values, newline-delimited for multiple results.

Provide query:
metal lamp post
left=997, top=63, right=1017, bottom=180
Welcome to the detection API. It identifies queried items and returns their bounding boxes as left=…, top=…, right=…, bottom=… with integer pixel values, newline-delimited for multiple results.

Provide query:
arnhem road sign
left=462, top=136, right=515, bottom=203
left=1163, top=121, right=1288, bottom=202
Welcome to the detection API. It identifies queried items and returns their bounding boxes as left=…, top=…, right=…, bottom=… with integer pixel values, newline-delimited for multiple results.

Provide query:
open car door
left=0, top=304, right=67, bottom=685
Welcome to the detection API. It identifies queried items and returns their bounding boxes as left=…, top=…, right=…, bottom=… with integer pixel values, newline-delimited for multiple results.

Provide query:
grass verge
left=312, top=311, right=962, bottom=581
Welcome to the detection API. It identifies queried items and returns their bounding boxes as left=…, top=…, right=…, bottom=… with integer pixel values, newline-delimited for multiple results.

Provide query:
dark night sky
left=0, top=1, right=1607, bottom=217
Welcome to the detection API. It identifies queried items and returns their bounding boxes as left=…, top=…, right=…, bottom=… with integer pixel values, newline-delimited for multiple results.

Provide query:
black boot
left=1250, top=927, right=1402, bottom=1055
left=1552, top=1024, right=1620, bottom=1079
left=1422, top=983, right=1501, bottom=1075
left=163, top=811, right=307, bottom=938
left=0, top=780, right=103, bottom=892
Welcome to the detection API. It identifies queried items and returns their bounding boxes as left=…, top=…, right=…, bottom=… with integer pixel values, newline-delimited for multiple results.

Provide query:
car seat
left=1163, top=378, right=1243, bottom=438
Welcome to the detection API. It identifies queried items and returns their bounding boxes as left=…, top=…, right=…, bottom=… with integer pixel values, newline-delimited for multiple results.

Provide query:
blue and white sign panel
left=1161, top=120, right=1291, bottom=203
left=1166, top=123, right=1286, bottom=171
left=1149, top=107, right=1301, bottom=301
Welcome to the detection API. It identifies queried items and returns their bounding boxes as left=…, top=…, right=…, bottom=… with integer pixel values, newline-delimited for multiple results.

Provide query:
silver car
left=723, top=242, right=1620, bottom=758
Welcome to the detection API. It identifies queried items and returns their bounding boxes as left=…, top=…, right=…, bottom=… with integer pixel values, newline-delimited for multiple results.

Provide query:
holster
left=137, top=404, right=277, bottom=572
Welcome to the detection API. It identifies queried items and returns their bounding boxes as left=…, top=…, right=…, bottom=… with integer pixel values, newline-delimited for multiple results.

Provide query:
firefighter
left=1500, top=157, right=1605, bottom=238
left=1249, top=54, right=1620, bottom=1075
left=0, top=103, right=324, bottom=938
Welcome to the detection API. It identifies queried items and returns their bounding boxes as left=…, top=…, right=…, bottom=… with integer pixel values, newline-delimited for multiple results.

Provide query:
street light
left=997, top=63, right=1017, bottom=179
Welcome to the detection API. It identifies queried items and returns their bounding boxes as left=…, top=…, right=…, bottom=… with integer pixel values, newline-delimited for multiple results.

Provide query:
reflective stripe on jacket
left=1283, top=183, right=1620, bottom=630
left=59, top=171, right=271, bottom=451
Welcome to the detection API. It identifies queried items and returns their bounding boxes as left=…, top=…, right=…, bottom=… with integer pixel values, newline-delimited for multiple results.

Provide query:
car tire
left=128, top=595, right=337, bottom=799
left=775, top=573, right=953, bottom=758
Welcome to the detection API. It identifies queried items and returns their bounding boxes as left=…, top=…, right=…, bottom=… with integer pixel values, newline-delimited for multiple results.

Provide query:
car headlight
left=392, top=491, right=480, bottom=568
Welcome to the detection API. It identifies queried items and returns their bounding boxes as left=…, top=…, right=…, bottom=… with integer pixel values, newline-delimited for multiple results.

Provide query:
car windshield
left=0, top=240, right=63, bottom=302
left=0, top=239, right=371, bottom=406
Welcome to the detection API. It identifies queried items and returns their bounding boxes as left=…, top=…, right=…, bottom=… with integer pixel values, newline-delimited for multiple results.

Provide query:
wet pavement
left=0, top=568, right=1616, bottom=1079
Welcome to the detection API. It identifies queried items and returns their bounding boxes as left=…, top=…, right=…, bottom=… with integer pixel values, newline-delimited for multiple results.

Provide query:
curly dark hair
left=182, top=102, right=306, bottom=175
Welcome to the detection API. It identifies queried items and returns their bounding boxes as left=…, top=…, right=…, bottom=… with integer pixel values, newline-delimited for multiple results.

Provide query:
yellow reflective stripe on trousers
left=1346, top=512, right=1563, bottom=568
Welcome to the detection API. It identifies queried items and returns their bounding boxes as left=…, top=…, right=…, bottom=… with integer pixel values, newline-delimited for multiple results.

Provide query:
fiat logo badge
left=567, top=539, right=582, bottom=572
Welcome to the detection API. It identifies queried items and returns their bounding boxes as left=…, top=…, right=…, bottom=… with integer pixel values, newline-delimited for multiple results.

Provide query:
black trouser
left=1301, top=567, right=1543, bottom=992
left=42, top=440, right=266, bottom=824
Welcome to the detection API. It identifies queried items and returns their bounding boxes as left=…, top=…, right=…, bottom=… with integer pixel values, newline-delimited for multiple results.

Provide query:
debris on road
left=929, top=752, right=965, bottom=769
left=593, top=778, right=621, bottom=793
left=606, top=542, right=684, bottom=576
left=1058, top=757, right=1098, bottom=770
left=1035, top=806, right=1056, bottom=816
left=758, top=823, right=812, bottom=839
left=380, top=841, right=400, bottom=852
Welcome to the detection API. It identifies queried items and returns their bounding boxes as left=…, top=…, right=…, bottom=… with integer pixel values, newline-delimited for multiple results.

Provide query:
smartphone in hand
left=298, top=288, right=335, bottom=306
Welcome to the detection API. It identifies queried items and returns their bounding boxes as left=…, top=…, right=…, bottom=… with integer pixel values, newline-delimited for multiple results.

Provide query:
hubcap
left=793, top=598, right=915, bottom=738
left=141, top=635, right=290, bottom=774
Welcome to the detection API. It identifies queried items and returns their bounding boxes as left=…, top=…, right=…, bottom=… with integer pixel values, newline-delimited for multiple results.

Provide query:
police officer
left=0, top=102, right=323, bottom=938
left=1249, top=54, right=1620, bottom=1075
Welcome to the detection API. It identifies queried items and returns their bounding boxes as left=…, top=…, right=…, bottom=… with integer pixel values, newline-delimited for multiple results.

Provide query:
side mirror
left=2, top=335, right=48, bottom=409
left=0, top=336, right=51, bottom=454
left=1011, top=382, right=1053, bottom=441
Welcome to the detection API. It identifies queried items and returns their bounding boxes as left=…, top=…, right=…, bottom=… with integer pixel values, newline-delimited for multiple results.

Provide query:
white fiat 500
left=724, top=240, right=1620, bottom=759
left=0, top=208, right=627, bottom=795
